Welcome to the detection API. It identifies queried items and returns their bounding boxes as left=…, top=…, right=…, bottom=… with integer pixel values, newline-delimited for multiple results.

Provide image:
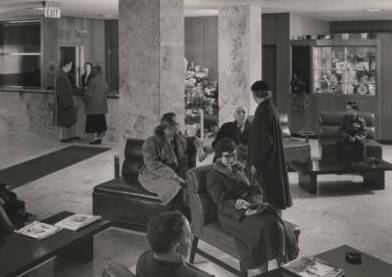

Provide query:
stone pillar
left=218, top=4, right=262, bottom=124
left=117, top=0, right=184, bottom=140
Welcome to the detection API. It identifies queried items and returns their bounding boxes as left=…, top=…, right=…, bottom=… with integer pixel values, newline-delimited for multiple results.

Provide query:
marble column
left=218, top=4, right=262, bottom=125
left=115, top=0, right=184, bottom=141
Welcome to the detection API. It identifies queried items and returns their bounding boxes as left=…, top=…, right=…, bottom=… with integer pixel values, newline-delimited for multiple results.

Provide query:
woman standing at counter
left=84, top=65, right=108, bottom=144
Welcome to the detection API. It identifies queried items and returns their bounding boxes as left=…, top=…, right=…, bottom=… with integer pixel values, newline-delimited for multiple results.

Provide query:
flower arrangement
left=184, top=61, right=218, bottom=138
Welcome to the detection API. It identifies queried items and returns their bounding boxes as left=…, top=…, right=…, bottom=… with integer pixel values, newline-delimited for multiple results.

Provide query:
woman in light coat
left=84, top=65, right=108, bottom=144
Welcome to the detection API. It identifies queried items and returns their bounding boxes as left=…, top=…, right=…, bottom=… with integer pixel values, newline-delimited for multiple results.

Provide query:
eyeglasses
left=222, top=152, right=237, bottom=159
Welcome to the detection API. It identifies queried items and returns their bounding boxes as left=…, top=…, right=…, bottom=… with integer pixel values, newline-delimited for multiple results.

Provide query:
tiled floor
left=2, top=131, right=392, bottom=277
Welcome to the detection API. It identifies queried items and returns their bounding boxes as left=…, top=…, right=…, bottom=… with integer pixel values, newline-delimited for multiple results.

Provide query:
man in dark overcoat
left=248, top=80, right=292, bottom=212
left=56, top=60, right=77, bottom=142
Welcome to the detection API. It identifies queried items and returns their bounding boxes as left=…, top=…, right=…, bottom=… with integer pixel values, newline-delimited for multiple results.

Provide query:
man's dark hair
left=214, top=137, right=237, bottom=159
left=251, top=80, right=271, bottom=98
left=60, top=60, right=72, bottom=69
left=161, top=112, right=176, bottom=124
left=347, top=101, right=359, bottom=111
left=147, top=211, right=187, bottom=255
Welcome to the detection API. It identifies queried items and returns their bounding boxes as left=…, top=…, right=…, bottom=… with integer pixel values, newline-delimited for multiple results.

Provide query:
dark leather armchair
left=187, top=165, right=300, bottom=277
left=280, top=114, right=311, bottom=164
left=93, top=137, right=197, bottom=231
left=93, top=139, right=171, bottom=231
left=319, top=111, right=381, bottom=160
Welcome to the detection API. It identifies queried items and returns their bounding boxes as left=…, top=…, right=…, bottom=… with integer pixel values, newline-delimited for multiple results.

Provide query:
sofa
left=93, top=116, right=310, bottom=231
left=319, top=111, right=382, bottom=161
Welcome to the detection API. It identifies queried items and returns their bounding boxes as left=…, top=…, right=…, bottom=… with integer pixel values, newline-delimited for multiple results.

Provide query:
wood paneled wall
left=105, top=20, right=119, bottom=90
left=185, top=16, right=218, bottom=82
left=290, top=14, right=329, bottom=37
left=42, top=17, right=105, bottom=89
left=262, top=13, right=291, bottom=112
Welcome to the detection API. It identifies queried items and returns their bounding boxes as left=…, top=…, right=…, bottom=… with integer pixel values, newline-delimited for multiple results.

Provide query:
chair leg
left=189, top=237, right=199, bottom=263
left=239, top=263, right=248, bottom=277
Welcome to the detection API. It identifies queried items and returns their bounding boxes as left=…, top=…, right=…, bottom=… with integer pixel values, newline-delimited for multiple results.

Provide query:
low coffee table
left=0, top=211, right=111, bottom=277
left=291, top=158, right=392, bottom=194
left=260, top=245, right=392, bottom=277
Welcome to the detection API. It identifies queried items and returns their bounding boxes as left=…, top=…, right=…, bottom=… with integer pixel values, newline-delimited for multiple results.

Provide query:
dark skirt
left=85, top=114, right=107, bottom=133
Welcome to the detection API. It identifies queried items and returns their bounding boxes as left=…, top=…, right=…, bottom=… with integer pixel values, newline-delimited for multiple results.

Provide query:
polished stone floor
left=2, top=131, right=392, bottom=277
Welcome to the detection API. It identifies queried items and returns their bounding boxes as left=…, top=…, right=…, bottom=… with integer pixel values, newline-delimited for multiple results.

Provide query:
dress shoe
left=89, top=139, right=102, bottom=145
left=60, top=137, right=74, bottom=143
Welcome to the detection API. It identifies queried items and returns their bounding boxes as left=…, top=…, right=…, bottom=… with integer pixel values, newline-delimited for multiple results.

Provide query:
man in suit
left=212, top=106, right=250, bottom=163
left=248, top=81, right=292, bottom=214
left=337, top=101, right=367, bottom=163
left=136, top=211, right=214, bottom=277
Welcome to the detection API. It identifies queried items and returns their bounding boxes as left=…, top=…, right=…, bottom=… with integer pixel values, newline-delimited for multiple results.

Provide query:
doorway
left=60, top=46, right=84, bottom=88
left=262, top=45, right=277, bottom=105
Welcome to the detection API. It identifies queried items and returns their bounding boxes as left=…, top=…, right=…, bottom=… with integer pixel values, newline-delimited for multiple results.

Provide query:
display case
left=291, top=39, right=380, bottom=96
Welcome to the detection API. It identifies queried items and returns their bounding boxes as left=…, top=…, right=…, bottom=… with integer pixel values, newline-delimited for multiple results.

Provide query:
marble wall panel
left=218, top=5, right=262, bottom=125
left=0, top=92, right=57, bottom=138
left=117, top=0, right=161, bottom=140
left=160, top=0, right=185, bottom=128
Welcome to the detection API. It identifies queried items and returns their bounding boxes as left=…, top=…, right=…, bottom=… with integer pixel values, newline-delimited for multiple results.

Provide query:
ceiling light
left=365, top=8, right=382, bottom=12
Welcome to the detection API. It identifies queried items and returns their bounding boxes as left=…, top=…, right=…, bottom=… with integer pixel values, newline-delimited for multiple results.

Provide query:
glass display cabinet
left=313, top=44, right=377, bottom=95
left=291, top=39, right=380, bottom=96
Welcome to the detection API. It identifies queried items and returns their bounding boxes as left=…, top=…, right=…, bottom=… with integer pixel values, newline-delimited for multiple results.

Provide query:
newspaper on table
left=15, top=221, right=62, bottom=240
left=282, top=256, right=344, bottom=277
left=54, top=214, right=102, bottom=231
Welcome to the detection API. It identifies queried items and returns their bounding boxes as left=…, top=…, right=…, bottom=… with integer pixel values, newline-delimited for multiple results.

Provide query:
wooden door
left=262, top=45, right=277, bottom=104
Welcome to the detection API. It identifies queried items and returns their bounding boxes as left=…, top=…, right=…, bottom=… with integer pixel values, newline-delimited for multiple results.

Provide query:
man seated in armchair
left=136, top=211, right=214, bottom=277
left=211, top=106, right=250, bottom=163
left=337, top=101, right=367, bottom=163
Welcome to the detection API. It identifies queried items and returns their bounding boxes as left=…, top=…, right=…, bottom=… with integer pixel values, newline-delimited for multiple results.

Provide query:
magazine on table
left=15, top=221, right=62, bottom=240
left=282, top=256, right=344, bottom=277
left=54, top=214, right=102, bottom=231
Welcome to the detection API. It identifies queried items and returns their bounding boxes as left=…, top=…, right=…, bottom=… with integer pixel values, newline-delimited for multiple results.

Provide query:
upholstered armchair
left=93, top=137, right=197, bottom=231
left=319, top=111, right=382, bottom=161
left=279, top=114, right=311, bottom=164
left=246, top=114, right=311, bottom=165
left=186, top=165, right=300, bottom=277
left=93, top=139, right=171, bottom=230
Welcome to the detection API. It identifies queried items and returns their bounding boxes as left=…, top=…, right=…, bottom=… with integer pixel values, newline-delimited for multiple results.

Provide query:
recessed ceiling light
left=365, top=8, right=382, bottom=12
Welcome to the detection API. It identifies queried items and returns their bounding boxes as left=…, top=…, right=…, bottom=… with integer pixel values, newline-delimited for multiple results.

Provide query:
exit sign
left=44, top=6, right=61, bottom=18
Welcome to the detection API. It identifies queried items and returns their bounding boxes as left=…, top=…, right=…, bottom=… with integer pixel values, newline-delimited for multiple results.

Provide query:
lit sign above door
left=44, top=6, right=61, bottom=18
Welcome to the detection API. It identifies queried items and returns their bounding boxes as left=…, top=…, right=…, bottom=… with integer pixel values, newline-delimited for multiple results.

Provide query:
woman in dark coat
left=206, top=138, right=299, bottom=275
left=56, top=60, right=77, bottom=142
left=248, top=80, right=292, bottom=211
left=84, top=66, right=108, bottom=144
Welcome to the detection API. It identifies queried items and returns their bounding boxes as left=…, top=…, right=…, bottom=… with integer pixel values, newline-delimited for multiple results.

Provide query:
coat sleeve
left=56, top=75, right=73, bottom=109
left=142, top=138, right=178, bottom=179
left=249, top=110, right=274, bottom=171
left=357, top=117, right=367, bottom=140
left=206, top=170, right=244, bottom=222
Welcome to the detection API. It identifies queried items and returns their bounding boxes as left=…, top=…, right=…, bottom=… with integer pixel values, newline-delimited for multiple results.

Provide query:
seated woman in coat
left=206, top=138, right=299, bottom=275
left=138, top=116, right=189, bottom=213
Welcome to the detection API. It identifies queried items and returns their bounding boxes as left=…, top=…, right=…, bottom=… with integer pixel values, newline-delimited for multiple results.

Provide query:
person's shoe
left=89, top=139, right=102, bottom=145
left=60, top=137, right=74, bottom=143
